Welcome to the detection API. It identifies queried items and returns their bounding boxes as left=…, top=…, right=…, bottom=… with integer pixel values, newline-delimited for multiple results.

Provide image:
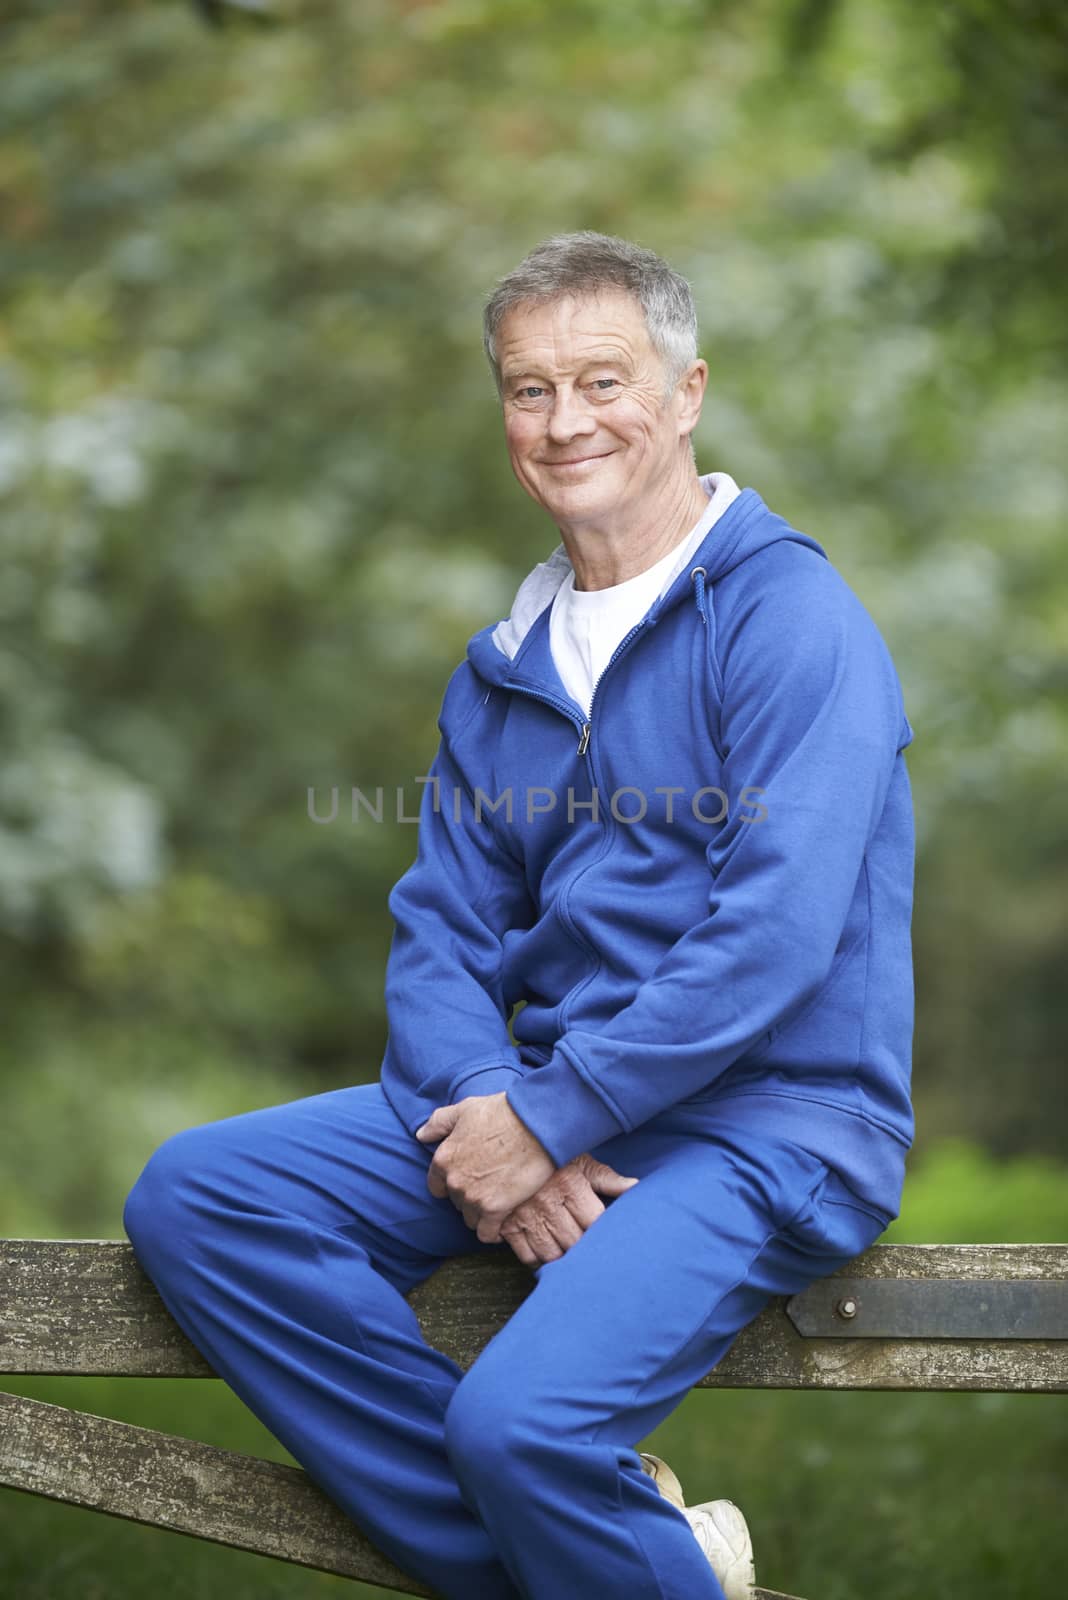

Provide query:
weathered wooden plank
left=2, top=1240, right=1066, bottom=1390
left=1, top=1239, right=217, bottom=1377
left=0, top=1389, right=432, bottom=1593
left=0, top=1392, right=804, bottom=1600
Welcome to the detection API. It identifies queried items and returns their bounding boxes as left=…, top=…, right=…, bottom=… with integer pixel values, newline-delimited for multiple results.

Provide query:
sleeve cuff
left=504, top=1048, right=627, bottom=1168
left=448, top=1063, right=524, bottom=1103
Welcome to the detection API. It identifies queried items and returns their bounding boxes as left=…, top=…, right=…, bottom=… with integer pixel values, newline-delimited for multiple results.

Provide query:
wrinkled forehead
left=495, top=288, right=654, bottom=374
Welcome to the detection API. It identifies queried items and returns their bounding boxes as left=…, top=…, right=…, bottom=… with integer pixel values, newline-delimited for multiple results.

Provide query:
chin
left=540, top=487, right=613, bottom=519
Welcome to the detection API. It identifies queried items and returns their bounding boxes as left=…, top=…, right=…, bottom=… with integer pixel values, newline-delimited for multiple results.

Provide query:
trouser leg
left=443, top=1110, right=890, bottom=1600
left=122, top=1080, right=522, bottom=1600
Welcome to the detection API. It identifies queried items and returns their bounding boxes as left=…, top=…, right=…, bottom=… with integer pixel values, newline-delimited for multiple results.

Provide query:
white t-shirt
left=549, top=470, right=742, bottom=717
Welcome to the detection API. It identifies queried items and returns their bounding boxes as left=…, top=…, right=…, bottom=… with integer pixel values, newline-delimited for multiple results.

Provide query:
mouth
left=544, top=452, right=613, bottom=470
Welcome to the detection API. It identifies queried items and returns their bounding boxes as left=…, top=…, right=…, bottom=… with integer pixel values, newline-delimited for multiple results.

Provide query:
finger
left=565, top=1187, right=606, bottom=1232
left=518, top=1213, right=567, bottom=1261
left=501, top=1225, right=542, bottom=1268
left=507, top=1235, right=540, bottom=1267
left=550, top=1211, right=584, bottom=1252
left=528, top=1231, right=564, bottom=1262
left=415, top=1105, right=459, bottom=1143
left=586, top=1161, right=641, bottom=1196
left=426, top=1160, right=449, bottom=1200
left=549, top=1172, right=604, bottom=1231
left=537, top=1184, right=589, bottom=1245
left=524, top=1191, right=582, bottom=1248
left=476, top=1212, right=504, bottom=1245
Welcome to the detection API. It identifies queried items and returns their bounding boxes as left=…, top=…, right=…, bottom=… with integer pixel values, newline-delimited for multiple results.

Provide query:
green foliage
left=0, top=1008, right=347, bottom=1238
left=887, top=1136, right=1068, bottom=1244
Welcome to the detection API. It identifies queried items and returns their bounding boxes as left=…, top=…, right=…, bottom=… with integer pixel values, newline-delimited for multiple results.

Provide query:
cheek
left=505, top=418, right=539, bottom=462
left=609, top=418, right=658, bottom=460
left=612, top=396, right=660, bottom=438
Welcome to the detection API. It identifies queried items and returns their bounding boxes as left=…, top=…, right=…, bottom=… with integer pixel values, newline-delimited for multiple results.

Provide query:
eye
left=518, top=386, right=544, bottom=399
left=592, top=378, right=619, bottom=391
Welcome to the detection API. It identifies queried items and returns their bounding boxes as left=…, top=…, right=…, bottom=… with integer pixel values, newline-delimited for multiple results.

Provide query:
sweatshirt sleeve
left=503, top=556, right=912, bottom=1169
left=378, top=673, right=538, bottom=1139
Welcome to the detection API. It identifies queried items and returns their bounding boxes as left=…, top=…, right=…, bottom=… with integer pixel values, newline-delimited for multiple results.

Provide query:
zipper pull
left=577, top=722, right=591, bottom=756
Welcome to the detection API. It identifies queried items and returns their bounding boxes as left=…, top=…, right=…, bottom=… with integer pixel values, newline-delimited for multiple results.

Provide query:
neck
left=562, top=469, right=711, bottom=592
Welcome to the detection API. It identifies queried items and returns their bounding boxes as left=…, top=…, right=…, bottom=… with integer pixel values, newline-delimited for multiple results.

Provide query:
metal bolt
left=835, top=1296, right=859, bottom=1319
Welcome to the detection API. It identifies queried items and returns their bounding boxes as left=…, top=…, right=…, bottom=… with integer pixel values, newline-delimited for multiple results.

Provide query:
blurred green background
left=1, top=0, right=1065, bottom=1596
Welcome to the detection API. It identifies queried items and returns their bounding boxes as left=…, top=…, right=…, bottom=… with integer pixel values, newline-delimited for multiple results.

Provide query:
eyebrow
left=502, top=349, right=631, bottom=382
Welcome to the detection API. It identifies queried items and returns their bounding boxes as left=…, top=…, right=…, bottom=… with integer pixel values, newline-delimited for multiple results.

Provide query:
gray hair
left=482, top=231, right=700, bottom=407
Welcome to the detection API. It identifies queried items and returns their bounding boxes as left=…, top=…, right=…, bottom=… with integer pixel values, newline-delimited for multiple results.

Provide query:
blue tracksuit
left=123, top=484, right=915, bottom=1599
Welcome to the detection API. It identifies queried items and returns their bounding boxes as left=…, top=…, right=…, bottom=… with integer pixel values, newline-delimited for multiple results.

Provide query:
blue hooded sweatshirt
left=378, top=485, right=916, bottom=1221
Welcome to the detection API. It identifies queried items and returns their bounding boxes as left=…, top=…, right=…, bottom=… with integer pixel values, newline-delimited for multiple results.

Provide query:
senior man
left=124, top=231, right=916, bottom=1600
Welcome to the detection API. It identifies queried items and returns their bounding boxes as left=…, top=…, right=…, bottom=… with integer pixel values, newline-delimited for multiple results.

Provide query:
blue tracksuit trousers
left=122, top=1080, right=891, bottom=1600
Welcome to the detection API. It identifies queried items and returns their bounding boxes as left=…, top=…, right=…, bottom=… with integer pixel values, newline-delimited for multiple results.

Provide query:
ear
left=676, top=358, right=709, bottom=439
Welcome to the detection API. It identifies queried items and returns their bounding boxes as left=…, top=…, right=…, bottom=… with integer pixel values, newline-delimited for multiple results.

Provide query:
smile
left=545, top=453, right=613, bottom=470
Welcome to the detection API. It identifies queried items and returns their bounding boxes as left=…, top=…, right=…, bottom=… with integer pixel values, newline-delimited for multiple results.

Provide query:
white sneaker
left=684, top=1498, right=757, bottom=1600
left=638, top=1452, right=756, bottom=1600
left=637, top=1451, right=686, bottom=1512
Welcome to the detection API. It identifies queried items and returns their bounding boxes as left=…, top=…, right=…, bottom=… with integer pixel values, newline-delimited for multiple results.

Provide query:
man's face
left=496, top=288, right=701, bottom=532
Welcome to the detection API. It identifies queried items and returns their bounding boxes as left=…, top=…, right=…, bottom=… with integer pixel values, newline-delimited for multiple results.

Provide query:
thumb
left=585, top=1159, right=640, bottom=1196
left=415, top=1104, right=460, bottom=1142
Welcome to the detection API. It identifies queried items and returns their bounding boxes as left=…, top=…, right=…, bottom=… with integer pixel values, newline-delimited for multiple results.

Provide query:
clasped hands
left=415, top=1092, right=638, bottom=1266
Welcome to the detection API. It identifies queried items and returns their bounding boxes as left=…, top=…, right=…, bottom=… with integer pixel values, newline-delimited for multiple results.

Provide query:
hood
left=466, top=479, right=828, bottom=691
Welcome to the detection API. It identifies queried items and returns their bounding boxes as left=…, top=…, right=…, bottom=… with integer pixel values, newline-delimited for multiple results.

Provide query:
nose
left=545, top=384, right=598, bottom=445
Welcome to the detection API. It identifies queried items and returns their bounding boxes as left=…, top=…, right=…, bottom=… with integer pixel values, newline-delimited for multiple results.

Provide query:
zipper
left=576, top=617, right=649, bottom=756
left=557, top=618, right=653, bottom=1025
left=500, top=610, right=664, bottom=1032
left=500, top=681, right=588, bottom=745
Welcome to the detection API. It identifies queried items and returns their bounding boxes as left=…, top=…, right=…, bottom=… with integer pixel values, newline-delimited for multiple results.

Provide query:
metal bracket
left=785, top=1278, right=1068, bottom=1339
